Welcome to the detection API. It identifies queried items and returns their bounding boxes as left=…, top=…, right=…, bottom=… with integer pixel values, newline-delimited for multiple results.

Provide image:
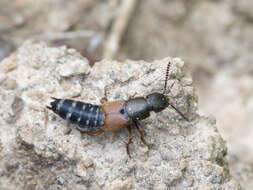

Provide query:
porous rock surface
left=0, top=41, right=241, bottom=190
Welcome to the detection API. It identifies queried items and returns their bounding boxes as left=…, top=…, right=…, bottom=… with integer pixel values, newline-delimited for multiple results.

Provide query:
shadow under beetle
left=47, top=62, right=189, bottom=157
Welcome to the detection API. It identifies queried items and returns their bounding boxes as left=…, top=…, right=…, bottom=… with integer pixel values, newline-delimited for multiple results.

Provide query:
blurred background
left=0, top=0, right=252, bottom=189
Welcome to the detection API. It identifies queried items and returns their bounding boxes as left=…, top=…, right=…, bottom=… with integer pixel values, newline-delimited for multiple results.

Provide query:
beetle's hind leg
left=126, top=126, right=133, bottom=158
left=134, top=121, right=150, bottom=149
left=84, top=129, right=105, bottom=136
left=64, top=121, right=72, bottom=135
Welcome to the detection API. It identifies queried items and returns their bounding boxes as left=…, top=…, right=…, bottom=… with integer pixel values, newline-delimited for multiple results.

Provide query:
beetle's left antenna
left=163, top=61, right=189, bottom=122
left=163, top=61, right=171, bottom=94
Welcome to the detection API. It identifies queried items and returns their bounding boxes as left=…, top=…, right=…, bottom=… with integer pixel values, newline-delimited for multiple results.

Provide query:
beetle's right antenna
left=163, top=61, right=170, bottom=94
left=168, top=102, right=189, bottom=122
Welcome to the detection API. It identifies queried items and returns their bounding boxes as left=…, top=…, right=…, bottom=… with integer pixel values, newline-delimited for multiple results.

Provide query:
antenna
left=163, top=61, right=170, bottom=94
left=168, top=102, right=189, bottom=121
left=163, top=61, right=189, bottom=121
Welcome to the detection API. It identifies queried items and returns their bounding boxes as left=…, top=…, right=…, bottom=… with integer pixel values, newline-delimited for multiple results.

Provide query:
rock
left=0, top=41, right=241, bottom=190
left=0, top=55, right=17, bottom=73
left=56, top=58, right=90, bottom=77
left=199, top=69, right=253, bottom=190
left=1, top=76, right=17, bottom=90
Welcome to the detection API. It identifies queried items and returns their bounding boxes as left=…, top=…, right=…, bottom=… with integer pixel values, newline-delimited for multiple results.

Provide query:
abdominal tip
left=46, top=105, right=52, bottom=110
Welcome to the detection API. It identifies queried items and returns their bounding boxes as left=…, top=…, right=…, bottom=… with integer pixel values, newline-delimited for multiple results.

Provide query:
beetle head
left=146, top=92, right=168, bottom=112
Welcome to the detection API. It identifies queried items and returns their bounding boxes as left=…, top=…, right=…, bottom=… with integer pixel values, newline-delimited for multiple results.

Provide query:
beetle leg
left=127, top=92, right=137, bottom=100
left=134, top=121, right=150, bottom=149
left=44, top=108, right=48, bottom=128
left=100, top=85, right=109, bottom=104
left=64, top=121, right=72, bottom=135
left=83, top=129, right=105, bottom=136
left=100, top=97, right=107, bottom=104
left=126, top=126, right=133, bottom=158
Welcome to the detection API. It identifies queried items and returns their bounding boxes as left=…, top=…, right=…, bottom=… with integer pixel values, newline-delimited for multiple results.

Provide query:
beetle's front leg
left=125, top=126, right=133, bottom=158
left=134, top=121, right=150, bottom=149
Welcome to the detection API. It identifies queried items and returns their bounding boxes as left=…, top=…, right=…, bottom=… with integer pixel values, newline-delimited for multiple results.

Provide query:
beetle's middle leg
left=134, top=121, right=150, bottom=149
left=126, top=126, right=133, bottom=158
left=44, top=108, right=49, bottom=128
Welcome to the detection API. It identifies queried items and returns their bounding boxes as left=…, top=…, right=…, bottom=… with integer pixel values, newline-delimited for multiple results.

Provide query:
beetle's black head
left=146, top=61, right=189, bottom=121
left=146, top=92, right=168, bottom=113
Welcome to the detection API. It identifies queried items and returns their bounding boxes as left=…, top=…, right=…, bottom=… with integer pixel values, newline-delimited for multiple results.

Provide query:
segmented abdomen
left=48, top=98, right=105, bottom=132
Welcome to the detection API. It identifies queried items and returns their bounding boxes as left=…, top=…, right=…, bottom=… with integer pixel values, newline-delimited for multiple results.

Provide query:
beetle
left=47, top=62, right=189, bottom=157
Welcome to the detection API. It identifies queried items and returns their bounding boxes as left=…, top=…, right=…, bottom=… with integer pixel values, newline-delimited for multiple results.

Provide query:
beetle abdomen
left=47, top=98, right=105, bottom=132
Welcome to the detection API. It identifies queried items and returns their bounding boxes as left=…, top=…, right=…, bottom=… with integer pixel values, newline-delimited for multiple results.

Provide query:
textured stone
left=0, top=42, right=241, bottom=190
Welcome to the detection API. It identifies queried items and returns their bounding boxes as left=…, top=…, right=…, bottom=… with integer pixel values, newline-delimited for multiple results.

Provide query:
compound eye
left=120, top=108, right=125, bottom=115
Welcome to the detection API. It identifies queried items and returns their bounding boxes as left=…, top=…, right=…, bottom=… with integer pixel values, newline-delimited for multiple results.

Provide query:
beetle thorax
left=125, top=97, right=151, bottom=121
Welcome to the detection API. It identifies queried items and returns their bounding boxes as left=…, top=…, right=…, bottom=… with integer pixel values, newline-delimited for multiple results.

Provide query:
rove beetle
left=47, top=62, right=189, bottom=157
